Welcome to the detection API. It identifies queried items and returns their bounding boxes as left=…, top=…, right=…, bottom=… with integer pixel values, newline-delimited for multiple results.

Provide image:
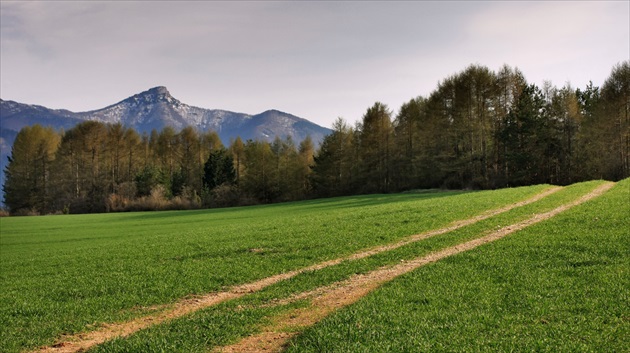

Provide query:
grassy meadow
left=285, top=179, right=630, bottom=352
left=0, top=180, right=627, bottom=352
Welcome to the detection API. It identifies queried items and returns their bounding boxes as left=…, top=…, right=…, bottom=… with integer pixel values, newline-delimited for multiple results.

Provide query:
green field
left=286, top=179, right=630, bottom=352
left=1, top=180, right=628, bottom=352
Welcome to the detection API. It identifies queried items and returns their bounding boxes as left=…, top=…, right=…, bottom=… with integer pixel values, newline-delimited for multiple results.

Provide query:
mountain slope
left=1, top=86, right=330, bottom=143
left=0, top=86, right=332, bottom=194
left=71, top=86, right=331, bottom=144
left=75, top=87, right=253, bottom=135
left=1, top=99, right=85, bottom=132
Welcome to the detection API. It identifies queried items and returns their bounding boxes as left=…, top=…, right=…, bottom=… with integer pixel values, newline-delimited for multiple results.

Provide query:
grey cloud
left=1, top=1, right=627, bottom=128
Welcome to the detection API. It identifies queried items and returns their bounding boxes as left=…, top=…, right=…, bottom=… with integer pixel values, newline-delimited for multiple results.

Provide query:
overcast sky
left=1, top=1, right=628, bottom=128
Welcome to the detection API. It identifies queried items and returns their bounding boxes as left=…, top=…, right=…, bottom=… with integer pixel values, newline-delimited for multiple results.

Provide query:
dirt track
left=33, top=183, right=614, bottom=353
left=215, top=182, right=614, bottom=353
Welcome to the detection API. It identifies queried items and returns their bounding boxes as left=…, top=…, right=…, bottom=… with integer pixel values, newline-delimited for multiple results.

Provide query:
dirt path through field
left=215, top=182, right=614, bottom=353
left=33, top=186, right=565, bottom=353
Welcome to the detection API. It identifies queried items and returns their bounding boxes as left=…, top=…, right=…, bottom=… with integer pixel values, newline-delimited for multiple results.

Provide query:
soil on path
left=215, top=182, right=614, bottom=353
left=32, top=186, right=569, bottom=353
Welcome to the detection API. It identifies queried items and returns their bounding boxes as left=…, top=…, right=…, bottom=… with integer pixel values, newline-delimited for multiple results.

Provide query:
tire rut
left=215, top=182, right=614, bottom=353
left=32, top=186, right=566, bottom=353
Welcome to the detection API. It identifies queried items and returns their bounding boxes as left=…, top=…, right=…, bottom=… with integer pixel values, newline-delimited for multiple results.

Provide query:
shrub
left=209, top=184, right=240, bottom=208
left=12, top=208, right=40, bottom=216
left=106, top=194, right=130, bottom=212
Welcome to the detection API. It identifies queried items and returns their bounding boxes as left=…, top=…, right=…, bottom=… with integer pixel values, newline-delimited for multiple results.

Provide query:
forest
left=3, top=62, right=628, bottom=215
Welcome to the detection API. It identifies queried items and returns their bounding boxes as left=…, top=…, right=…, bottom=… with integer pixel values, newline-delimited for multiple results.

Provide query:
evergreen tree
left=312, top=118, right=357, bottom=196
left=358, top=102, right=394, bottom=193
left=599, top=61, right=630, bottom=180
left=202, top=148, right=235, bottom=190
left=547, top=84, right=582, bottom=184
left=499, top=84, right=554, bottom=186
left=393, top=97, right=424, bottom=191
left=576, top=81, right=603, bottom=180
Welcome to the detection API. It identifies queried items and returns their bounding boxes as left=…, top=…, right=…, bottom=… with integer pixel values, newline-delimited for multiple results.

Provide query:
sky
left=1, top=1, right=628, bottom=129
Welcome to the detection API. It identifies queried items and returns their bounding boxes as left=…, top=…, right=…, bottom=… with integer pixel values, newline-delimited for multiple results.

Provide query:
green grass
left=0, top=185, right=551, bottom=353
left=83, top=181, right=611, bottom=353
left=284, top=179, right=629, bottom=352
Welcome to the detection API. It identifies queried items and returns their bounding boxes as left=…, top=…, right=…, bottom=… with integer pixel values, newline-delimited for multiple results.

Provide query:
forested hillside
left=3, top=62, right=628, bottom=214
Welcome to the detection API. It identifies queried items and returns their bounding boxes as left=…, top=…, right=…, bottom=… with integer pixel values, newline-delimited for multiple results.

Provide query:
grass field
left=284, top=179, right=629, bottom=352
left=0, top=180, right=627, bottom=352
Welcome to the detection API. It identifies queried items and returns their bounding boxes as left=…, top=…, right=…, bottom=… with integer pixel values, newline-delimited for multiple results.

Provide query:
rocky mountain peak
left=147, top=86, right=170, bottom=97
left=124, top=86, right=177, bottom=106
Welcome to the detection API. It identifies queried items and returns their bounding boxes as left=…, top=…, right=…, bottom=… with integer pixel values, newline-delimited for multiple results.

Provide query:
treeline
left=314, top=62, right=629, bottom=196
left=3, top=123, right=314, bottom=214
left=3, top=62, right=628, bottom=214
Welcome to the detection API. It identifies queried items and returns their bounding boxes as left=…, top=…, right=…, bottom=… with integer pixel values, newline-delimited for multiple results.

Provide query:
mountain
left=1, top=86, right=331, bottom=142
left=0, top=86, right=332, bottom=195
left=74, top=86, right=253, bottom=136
left=1, top=99, right=86, bottom=132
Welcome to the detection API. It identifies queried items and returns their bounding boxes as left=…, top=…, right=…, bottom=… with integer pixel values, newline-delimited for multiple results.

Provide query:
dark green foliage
left=202, top=148, right=236, bottom=190
left=135, top=166, right=170, bottom=197
left=358, top=102, right=394, bottom=193
left=312, top=118, right=358, bottom=197
left=599, top=61, right=630, bottom=179
left=499, top=84, right=554, bottom=186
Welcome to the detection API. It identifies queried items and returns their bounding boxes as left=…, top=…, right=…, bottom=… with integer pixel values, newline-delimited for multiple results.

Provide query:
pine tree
left=599, top=61, right=630, bottom=179
left=358, top=102, right=394, bottom=193
left=312, top=118, right=356, bottom=196
left=202, top=148, right=236, bottom=190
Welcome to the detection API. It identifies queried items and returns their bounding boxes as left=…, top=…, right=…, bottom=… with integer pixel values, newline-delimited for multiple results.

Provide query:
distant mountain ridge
left=73, top=86, right=254, bottom=135
left=2, top=86, right=330, bottom=142
left=0, top=86, right=332, bottom=190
